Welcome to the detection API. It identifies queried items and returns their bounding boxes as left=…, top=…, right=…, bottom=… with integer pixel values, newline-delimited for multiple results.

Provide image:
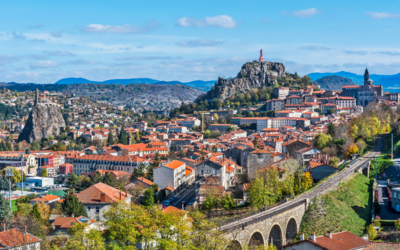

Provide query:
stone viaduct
left=221, top=157, right=373, bottom=249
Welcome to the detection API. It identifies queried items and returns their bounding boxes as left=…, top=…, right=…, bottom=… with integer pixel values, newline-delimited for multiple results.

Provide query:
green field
left=297, top=174, right=372, bottom=239
left=11, top=199, right=17, bottom=212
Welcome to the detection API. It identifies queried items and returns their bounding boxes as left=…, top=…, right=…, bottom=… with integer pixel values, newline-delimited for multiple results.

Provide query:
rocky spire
left=364, top=68, right=369, bottom=83
left=259, top=49, right=264, bottom=63
left=35, top=88, right=39, bottom=105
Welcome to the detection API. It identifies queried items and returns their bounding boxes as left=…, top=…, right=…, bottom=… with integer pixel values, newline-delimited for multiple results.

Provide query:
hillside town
left=0, top=57, right=399, bottom=249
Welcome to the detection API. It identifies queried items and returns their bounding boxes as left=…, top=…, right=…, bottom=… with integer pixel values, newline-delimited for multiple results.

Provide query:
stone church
left=341, top=68, right=383, bottom=106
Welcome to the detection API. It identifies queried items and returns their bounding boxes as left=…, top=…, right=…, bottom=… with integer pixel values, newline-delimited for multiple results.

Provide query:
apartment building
left=153, top=160, right=187, bottom=191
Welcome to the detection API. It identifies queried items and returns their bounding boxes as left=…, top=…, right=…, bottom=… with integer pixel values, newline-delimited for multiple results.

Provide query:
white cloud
left=366, top=12, right=400, bottom=19
left=283, top=8, right=321, bottom=18
left=298, top=45, right=331, bottom=50
left=0, top=54, right=20, bottom=64
left=81, top=22, right=161, bottom=33
left=176, top=39, right=223, bottom=47
left=373, top=51, right=400, bottom=56
left=11, top=32, right=26, bottom=40
left=176, top=15, right=237, bottom=28
left=49, top=31, right=62, bottom=38
left=29, top=24, right=44, bottom=29
left=29, top=61, right=59, bottom=69
left=342, top=50, right=368, bottom=55
left=115, top=56, right=173, bottom=61
left=45, top=50, right=75, bottom=56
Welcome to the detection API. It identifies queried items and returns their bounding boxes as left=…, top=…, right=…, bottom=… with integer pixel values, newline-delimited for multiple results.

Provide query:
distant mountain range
left=314, top=75, right=356, bottom=91
left=55, top=77, right=216, bottom=91
left=309, top=71, right=400, bottom=90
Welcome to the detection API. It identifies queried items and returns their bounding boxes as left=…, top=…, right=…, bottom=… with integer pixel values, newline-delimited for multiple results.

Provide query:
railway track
left=220, top=140, right=381, bottom=231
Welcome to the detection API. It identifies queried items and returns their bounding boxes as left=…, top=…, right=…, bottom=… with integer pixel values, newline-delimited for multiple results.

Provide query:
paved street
left=171, top=185, right=196, bottom=209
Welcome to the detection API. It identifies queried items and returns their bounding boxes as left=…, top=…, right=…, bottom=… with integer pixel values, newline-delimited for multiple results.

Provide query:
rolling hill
left=314, top=75, right=356, bottom=91
left=54, top=78, right=216, bottom=91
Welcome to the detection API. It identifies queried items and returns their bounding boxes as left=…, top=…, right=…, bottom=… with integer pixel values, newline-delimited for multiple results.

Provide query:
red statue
left=259, top=49, right=264, bottom=63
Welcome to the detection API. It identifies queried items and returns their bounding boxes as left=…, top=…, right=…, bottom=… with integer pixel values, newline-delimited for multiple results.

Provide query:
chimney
left=310, top=232, right=317, bottom=242
left=327, top=231, right=332, bottom=239
left=71, top=214, right=74, bottom=218
left=119, top=191, right=122, bottom=201
left=100, top=193, right=106, bottom=202
left=67, top=191, right=70, bottom=196
left=72, top=188, right=75, bottom=195
left=300, top=233, right=304, bottom=241
left=125, top=189, right=127, bottom=197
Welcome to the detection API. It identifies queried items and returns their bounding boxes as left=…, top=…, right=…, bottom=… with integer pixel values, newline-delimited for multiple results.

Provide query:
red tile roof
left=0, top=228, right=41, bottom=247
left=75, top=182, right=131, bottom=204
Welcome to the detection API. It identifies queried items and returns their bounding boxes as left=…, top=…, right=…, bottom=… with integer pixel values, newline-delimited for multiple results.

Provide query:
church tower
left=34, top=88, right=39, bottom=105
left=364, top=68, right=373, bottom=86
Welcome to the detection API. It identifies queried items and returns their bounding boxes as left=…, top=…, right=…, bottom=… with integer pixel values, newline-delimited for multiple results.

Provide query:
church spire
left=259, top=49, right=264, bottom=63
left=364, top=68, right=370, bottom=82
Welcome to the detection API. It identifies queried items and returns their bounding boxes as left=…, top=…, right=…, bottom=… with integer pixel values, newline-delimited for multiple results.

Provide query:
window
left=96, top=206, right=100, bottom=213
left=201, top=170, right=204, bottom=175
left=87, top=206, right=91, bottom=211
left=395, top=192, right=397, bottom=199
left=214, top=170, right=217, bottom=175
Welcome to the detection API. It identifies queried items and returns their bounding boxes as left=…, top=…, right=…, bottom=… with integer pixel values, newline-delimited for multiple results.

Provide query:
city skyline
left=1, top=0, right=400, bottom=82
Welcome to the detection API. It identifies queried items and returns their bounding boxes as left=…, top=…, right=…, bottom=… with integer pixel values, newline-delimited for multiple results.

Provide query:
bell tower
left=35, top=88, right=39, bottom=105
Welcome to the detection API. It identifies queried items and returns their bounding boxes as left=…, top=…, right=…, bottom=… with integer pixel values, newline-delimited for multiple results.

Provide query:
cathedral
left=341, top=68, right=383, bottom=106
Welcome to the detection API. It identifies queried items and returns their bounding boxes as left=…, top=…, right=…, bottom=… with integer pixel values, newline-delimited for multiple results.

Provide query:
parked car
left=163, top=200, right=170, bottom=206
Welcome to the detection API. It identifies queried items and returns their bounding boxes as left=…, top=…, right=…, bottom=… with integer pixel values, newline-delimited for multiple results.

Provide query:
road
left=171, top=185, right=196, bottom=209
left=220, top=138, right=381, bottom=231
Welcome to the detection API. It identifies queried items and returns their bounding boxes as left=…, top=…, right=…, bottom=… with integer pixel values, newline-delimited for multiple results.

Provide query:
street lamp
left=5, top=168, right=13, bottom=210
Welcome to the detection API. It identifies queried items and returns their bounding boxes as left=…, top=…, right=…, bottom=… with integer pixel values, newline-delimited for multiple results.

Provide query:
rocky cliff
left=204, top=60, right=286, bottom=100
left=18, top=103, right=66, bottom=143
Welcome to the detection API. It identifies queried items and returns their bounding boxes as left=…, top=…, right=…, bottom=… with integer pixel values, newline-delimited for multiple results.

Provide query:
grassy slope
left=297, top=174, right=371, bottom=238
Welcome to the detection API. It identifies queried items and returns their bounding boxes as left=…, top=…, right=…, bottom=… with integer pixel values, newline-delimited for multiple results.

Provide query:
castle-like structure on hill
left=34, top=88, right=51, bottom=105
left=341, top=68, right=383, bottom=106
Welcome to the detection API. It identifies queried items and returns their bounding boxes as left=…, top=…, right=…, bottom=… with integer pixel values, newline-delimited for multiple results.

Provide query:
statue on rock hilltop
left=259, top=49, right=264, bottom=63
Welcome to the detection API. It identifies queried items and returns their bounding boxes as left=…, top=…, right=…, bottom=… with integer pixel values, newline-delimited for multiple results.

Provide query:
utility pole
left=20, top=153, right=23, bottom=196
left=5, top=168, right=13, bottom=210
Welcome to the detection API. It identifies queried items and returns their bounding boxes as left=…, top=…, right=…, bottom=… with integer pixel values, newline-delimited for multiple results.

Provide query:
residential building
left=59, top=163, right=73, bottom=175
left=74, top=182, right=131, bottom=220
left=30, top=194, right=61, bottom=206
left=154, top=160, right=187, bottom=192
left=309, top=161, right=339, bottom=181
left=0, top=228, right=41, bottom=250
left=266, top=99, right=285, bottom=111
left=273, top=87, right=289, bottom=99
left=73, top=155, right=148, bottom=176
left=208, top=124, right=238, bottom=132
left=282, top=231, right=370, bottom=250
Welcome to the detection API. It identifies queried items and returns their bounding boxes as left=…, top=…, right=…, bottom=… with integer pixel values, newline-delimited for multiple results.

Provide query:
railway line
left=220, top=139, right=381, bottom=231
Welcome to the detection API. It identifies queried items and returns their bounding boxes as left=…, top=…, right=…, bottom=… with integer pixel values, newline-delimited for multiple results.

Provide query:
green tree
left=366, top=224, right=376, bottom=240
left=103, top=173, right=117, bottom=187
left=61, top=194, right=88, bottom=217
left=328, top=123, right=336, bottom=137
left=67, top=174, right=80, bottom=188
left=119, top=125, right=127, bottom=145
left=91, top=171, right=103, bottom=185
left=253, top=137, right=259, bottom=149
left=67, top=222, right=106, bottom=250
left=107, top=129, right=114, bottom=146
left=41, top=168, right=47, bottom=177
left=0, top=194, right=10, bottom=223
left=313, top=133, right=332, bottom=150
left=142, top=188, right=155, bottom=206
left=30, top=203, right=42, bottom=223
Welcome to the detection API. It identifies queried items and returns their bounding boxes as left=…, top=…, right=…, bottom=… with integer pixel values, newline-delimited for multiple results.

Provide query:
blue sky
left=1, top=0, right=400, bottom=83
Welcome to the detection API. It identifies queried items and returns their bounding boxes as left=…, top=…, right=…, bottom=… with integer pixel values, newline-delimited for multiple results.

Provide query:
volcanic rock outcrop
left=205, top=60, right=286, bottom=100
left=18, top=91, right=65, bottom=143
